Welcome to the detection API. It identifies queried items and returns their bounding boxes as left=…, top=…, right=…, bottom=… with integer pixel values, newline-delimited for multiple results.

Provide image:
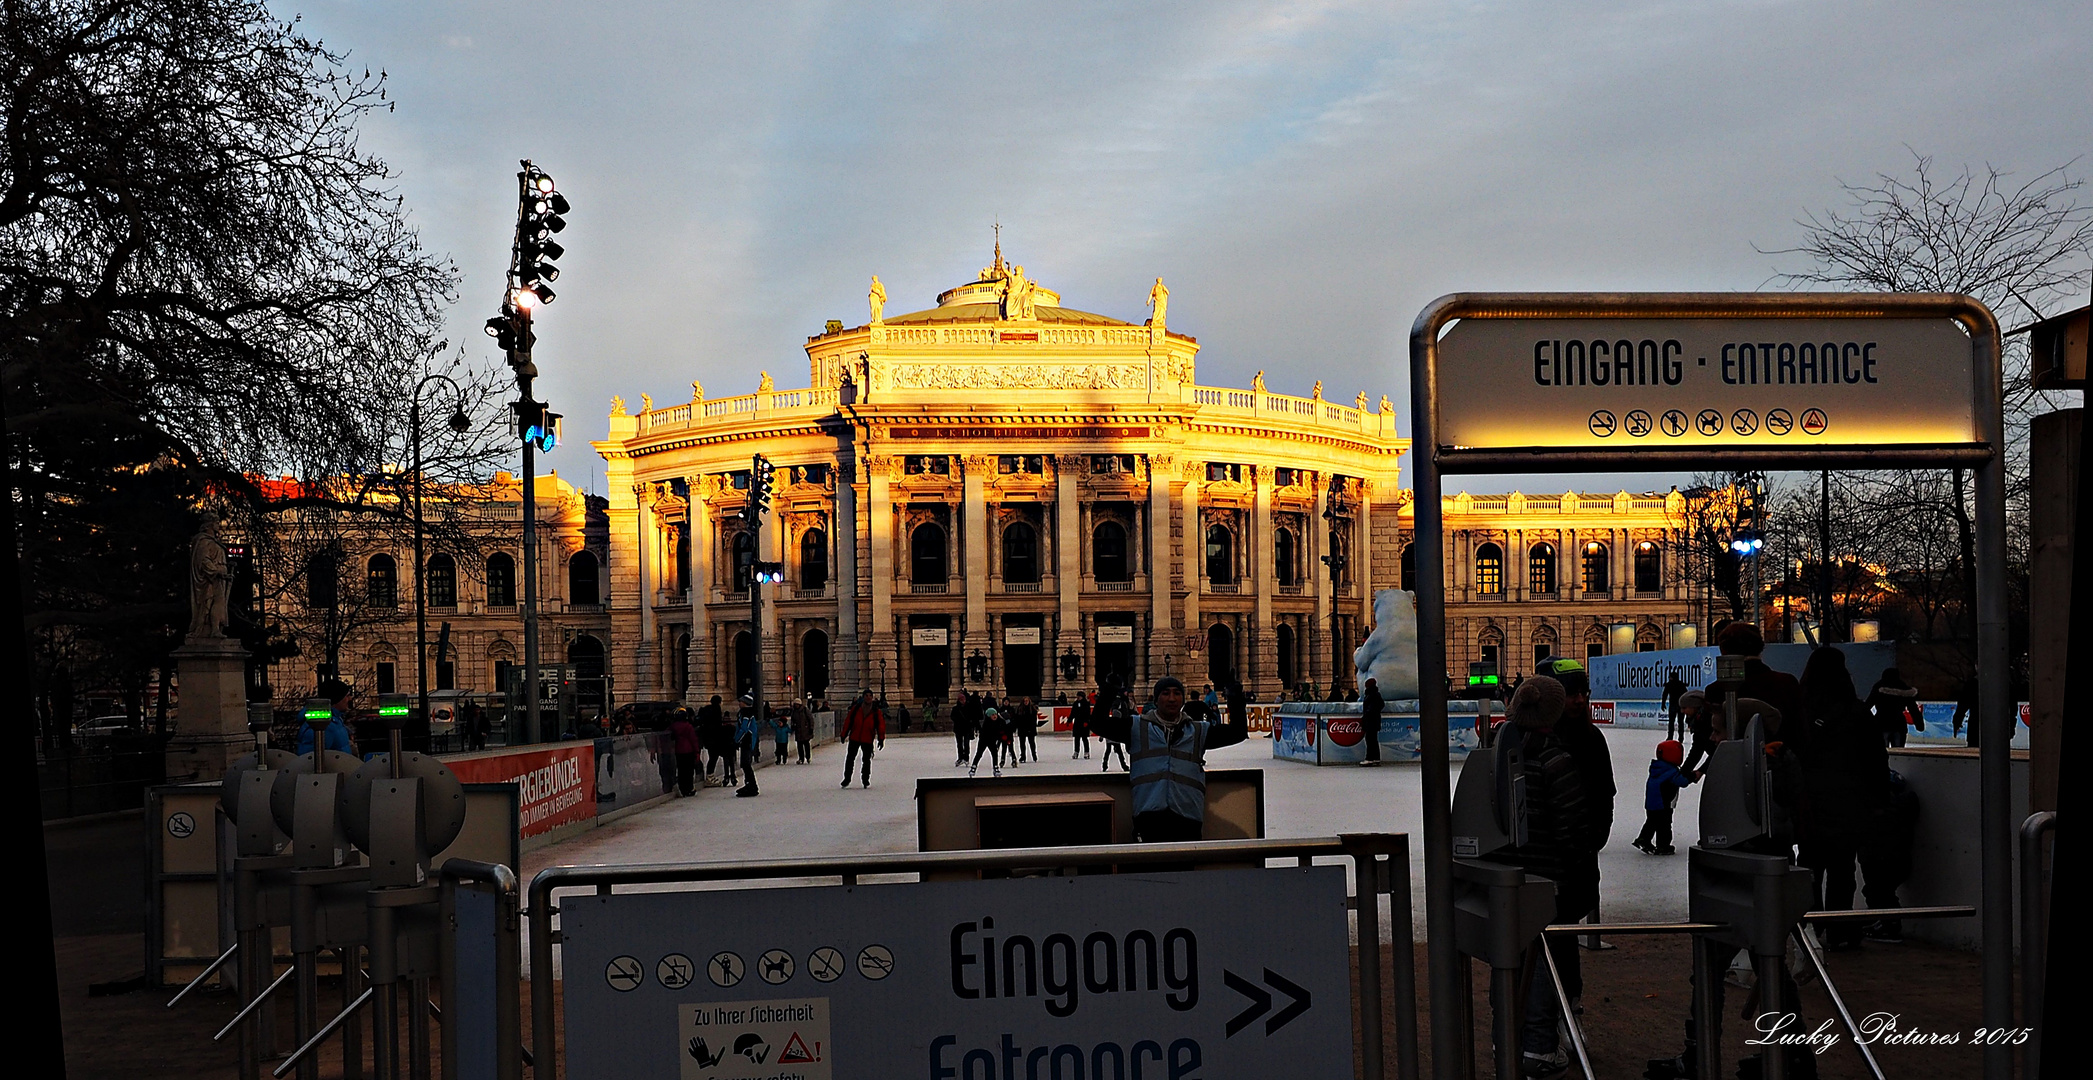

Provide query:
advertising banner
left=1046, top=706, right=1072, bottom=734
left=449, top=743, right=596, bottom=839
left=1588, top=701, right=1668, bottom=729
left=560, top=867, right=1354, bottom=1080
left=596, top=733, right=675, bottom=812
left=1271, top=713, right=1316, bottom=763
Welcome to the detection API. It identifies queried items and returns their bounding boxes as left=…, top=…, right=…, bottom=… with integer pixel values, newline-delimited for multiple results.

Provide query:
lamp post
left=878, top=657, right=888, bottom=699
left=410, top=374, right=471, bottom=749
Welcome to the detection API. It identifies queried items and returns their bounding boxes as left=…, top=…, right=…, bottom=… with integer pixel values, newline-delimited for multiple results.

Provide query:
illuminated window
left=1583, top=542, right=1610, bottom=594
left=1528, top=543, right=1556, bottom=595
left=1635, top=541, right=1662, bottom=593
left=426, top=554, right=457, bottom=607
left=1475, top=543, right=1503, bottom=595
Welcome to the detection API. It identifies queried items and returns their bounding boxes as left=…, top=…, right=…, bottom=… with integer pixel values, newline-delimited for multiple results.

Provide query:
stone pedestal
left=164, top=636, right=254, bottom=783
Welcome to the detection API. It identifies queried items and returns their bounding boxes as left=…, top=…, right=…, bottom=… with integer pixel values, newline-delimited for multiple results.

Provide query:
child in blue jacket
left=1634, top=739, right=1693, bottom=855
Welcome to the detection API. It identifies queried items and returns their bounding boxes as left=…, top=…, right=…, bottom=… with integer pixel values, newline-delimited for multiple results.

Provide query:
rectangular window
left=727, top=470, right=751, bottom=490
left=1090, top=454, right=1136, bottom=474
left=1534, top=644, right=1553, bottom=668
left=376, top=662, right=396, bottom=695
left=493, top=660, right=512, bottom=696
left=1274, top=468, right=1299, bottom=487
left=437, top=661, right=455, bottom=692
left=1205, top=462, right=1243, bottom=483
left=1586, top=642, right=1604, bottom=659
left=1638, top=642, right=1657, bottom=652
left=905, top=456, right=950, bottom=475
left=998, top=455, right=1043, bottom=475
left=799, top=463, right=830, bottom=485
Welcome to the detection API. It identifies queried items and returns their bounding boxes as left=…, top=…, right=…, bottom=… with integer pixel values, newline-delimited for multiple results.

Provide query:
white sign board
left=1097, top=625, right=1135, bottom=645
left=911, top=627, right=949, bottom=647
left=1003, top=625, right=1042, bottom=646
left=1437, top=318, right=1977, bottom=451
left=559, top=867, right=1352, bottom=1079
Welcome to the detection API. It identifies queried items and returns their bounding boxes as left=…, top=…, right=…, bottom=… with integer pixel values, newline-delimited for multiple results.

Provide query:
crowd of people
left=1488, top=621, right=1926, bottom=1080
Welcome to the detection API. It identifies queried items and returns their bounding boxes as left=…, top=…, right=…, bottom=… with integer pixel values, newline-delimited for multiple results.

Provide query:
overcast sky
left=287, top=0, right=2091, bottom=495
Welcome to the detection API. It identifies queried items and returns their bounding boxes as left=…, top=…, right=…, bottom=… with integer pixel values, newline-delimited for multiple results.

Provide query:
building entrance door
left=1004, top=645, right=1042, bottom=699
left=912, top=645, right=949, bottom=701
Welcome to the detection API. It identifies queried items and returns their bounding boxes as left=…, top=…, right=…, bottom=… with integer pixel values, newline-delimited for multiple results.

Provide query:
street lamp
left=878, top=657, right=888, bottom=699
left=412, top=374, right=472, bottom=748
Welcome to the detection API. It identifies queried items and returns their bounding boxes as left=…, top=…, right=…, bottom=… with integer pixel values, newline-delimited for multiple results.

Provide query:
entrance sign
left=1097, top=625, right=1134, bottom=644
left=1408, top=293, right=2013, bottom=1080
left=558, top=867, right=1352, bottom=1079
left=1437, top=318, right=1980, bottom=453
left=911, top=626, right=949, bottom=647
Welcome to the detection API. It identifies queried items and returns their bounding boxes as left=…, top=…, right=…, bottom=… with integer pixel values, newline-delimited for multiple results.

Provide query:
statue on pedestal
left=187, top=512, right=230, bottom=640
left=869, top=275, right=887, bottom=325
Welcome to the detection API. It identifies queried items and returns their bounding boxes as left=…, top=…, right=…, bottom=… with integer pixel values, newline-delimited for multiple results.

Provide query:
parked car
left=71, top=715, right=135, bottom=740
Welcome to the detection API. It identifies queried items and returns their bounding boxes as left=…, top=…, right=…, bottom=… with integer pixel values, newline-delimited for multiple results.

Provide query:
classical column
left=1179, top=461, right=1201, bottom=658
left=1356, top=480, right=1374, bottom=627
left=833, top=452, right=860, bottom=696
left=1309, top=473, right=1331, bottom=694
left=962, top=455, right=991, bottom=662
left=689, top=478, right=714, bottom=699
left=1146, top=453, right=1175, bottom=680
left=610, top=477, right=647, bottom=702
left=1056, top=455, right=1082, bottom=676
left=868, top=455, right=897, bottom=694
left=1239, top=460, right=1272, bottom=694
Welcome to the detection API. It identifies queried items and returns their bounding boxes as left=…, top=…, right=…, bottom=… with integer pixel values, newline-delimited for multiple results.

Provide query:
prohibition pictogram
left=709, top=951, right=744, bottom=988
left=1624, top=410, right=1652, bottom=437
left=1765, top=409, right=1794, bottom=435
left=1696, top=410, right=1724, bottom=436
left=857, top=944, right=895, bottom=981
left=808, top=947, right=846, bottom=983
left=1730, top=409, right=1759, bottom=436
left=759, top=949, right=795, bottom=984
left=166, top=812, right=196, bottom=838
left=1660, top=410, right=1688, bottom=437
left=605, top=955, right=643, bottom=993
left=657, top=953, right=694, bottom=989
left=1801, top=408, right=1829, bottom=435
left=1588, top=410, right=1617, bottom=437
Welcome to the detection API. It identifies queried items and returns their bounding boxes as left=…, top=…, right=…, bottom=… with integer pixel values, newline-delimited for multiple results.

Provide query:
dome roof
left=882, top=245, right=1132, bottom=327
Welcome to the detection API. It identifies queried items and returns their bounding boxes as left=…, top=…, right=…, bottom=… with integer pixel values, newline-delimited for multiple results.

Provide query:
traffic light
left=751, top=561, right=785, bottom=584
left=516, top=163, right=568, bottom=305
left=743, top=454, right=775, bottom=523
left=513, top=400, right=560, bottom=451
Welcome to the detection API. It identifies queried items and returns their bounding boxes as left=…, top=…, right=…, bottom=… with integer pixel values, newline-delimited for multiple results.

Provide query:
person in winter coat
left=952, top=693, right=977, bottom=767
left=1866, top=667, right=1923, bottom=748
left=1082, top=677, right=1249, bottom=842
left=1070, top=694, right=1092, bottom=759
left=968, top=705, right=1008, bottom=777
left=1010, top=696, right=1040, bottom=763
left=1360, top=677, right=1385, bottom=766
left=790, top=700, right=814, bottom=763
left=1634, top=739, right=1694, bottom=854
left=1494, top=675, right=1593, bottom=1080
left=668, top=707, right=701, bottom=796
left=734, top=697, right=762, bottom=797
left=698, top=694, right=736, bottom=787
left=1800, top=647, right=1893, bottom=948
left=839, top=690, right=885, bottom=788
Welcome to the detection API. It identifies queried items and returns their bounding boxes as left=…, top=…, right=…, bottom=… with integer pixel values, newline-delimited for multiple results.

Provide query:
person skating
left=1099, top=690, right=1131, bottom=771
left=770, top=709, right=791, bottom=765
left=1633, top=739, right=1693, bottom=854
left=668, top=706, right=701, bottom=796
left=952, top=692, right=976, bottom=767
left=733, top=696, right=761, bottom=797
left=1360, top=676, right=1385, bottom=766
left=1011, top=695, right=1040, bottom=763
left=840, top=689, right=885, bottom=788
left=1070, top=693, right=1092, bottom=759
left=968, top=705, right=1007, bottom=777
left=698, top=694, right=736, bottom=788
left=791, top=699, right=814, bottom=763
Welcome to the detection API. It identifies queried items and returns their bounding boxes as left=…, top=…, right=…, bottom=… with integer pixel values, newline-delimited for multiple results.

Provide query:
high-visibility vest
left=1128, top=712, right=1209, bottom=820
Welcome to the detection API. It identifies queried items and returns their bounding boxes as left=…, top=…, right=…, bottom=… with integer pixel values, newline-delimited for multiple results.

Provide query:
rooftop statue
left=868, top=275, right=886, bottom=325
left=1148, top=277, right=1168, bottom=327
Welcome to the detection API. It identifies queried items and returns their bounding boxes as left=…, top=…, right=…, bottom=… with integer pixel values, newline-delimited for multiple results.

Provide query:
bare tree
left=1758, top=152, right=2092, bottom=664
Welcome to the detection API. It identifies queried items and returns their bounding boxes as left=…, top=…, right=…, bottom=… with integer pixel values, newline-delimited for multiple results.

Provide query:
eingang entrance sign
left=1407, top=293, right=2015, bottom=1080
left=1437, top=316, right=1982, bottom=454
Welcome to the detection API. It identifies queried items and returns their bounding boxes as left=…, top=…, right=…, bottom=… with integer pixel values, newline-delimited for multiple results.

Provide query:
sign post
left=1408, top=292, right=2010, bottom=1080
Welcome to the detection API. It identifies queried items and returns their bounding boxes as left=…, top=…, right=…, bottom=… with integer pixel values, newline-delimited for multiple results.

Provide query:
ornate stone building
left=594, top=252, right=1703, bottom=707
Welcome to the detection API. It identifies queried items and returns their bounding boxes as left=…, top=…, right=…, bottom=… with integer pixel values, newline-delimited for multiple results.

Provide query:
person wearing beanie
left=967, top=703, right=1008, bottom=777
left=1634, top=740, right=1694, bottom=855
left=1498, top=674, right=1593, bottom=1079
left=1085, top=676, right=1249, bottom=843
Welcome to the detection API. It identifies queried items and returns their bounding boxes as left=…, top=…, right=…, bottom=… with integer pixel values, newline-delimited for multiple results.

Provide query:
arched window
left=1528, top=543, right=1556, bottom=595
left=1474, top=543, right=1503, bottom=595
left=910, top=523, right=948, bottom=585
left=1002, top=522, right=1039, bottom=584
left=486, top=553, right=516, bottom=607
left=1274, top=529, right=1298, bottom=587
left=1400, top=544, right=1416, bottom=591
left=1206, top=525, right=1236, bottom=585
left=1634, top=541, right=1662, bottom=593
left=427, top=553, right=457, bottom=607
left=305, top=550, right=339, bottom=609
left=731, top=531, right=755, bottom=591
left=366, top=554, right=398, bottom=607
left=800, top=528, right=828, bottom=590
left=569, top=550, right=599, bottom=605
left=1093, top=521, right=1129, bottom=582
left=675, top=524, right=691, bottom=594
left=1276, top=623, right=1297, bottom=687
left=1582, top=541, right=1610, bottom=594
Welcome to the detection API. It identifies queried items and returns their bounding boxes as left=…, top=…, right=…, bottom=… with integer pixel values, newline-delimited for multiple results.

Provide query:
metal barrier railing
left=528, top=833, right=1418, bottom=1080
left=1537, top=905, right=1976, bottom=1080
left=2020, top=811, right=2054, bottom=1076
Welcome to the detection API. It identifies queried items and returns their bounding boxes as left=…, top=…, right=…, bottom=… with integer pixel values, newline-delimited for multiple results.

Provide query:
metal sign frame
left=1408, top=292, right=2013, bottom=1080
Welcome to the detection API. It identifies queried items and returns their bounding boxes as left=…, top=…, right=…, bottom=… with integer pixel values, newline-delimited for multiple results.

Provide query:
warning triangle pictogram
left=778, top=1033, right=816, bottom=1064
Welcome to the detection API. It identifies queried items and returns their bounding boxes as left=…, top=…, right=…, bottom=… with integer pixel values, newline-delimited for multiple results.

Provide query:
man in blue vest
left=1087, top=676, right=1248, bottom=843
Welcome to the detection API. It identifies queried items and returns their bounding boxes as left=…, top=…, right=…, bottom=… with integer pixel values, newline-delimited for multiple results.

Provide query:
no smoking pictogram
left=1801, top=408, right=1829, bottom=435
left=605, top=955, right=643, bottom=993
left=1588, top=410, right=1616, bottom=437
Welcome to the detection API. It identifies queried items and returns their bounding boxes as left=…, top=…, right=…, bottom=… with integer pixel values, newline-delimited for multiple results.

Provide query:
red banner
left=449, top=744, right=597, bottom=838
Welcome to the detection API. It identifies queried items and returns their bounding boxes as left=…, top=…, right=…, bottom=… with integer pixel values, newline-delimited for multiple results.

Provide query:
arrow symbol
left=1224, top=968, right=1312, bottom=1037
